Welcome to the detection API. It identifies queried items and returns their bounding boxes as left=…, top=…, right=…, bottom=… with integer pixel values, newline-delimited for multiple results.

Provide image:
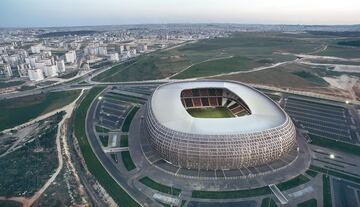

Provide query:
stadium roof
left=151, top=80, right=287, bottom=135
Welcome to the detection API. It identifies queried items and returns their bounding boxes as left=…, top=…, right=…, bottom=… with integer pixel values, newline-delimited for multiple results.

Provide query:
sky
left=0, top=0, right=360, bottom=27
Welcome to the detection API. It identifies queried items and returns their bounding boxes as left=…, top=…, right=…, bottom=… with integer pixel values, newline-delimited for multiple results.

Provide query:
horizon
left=1, top=0, right=359, bottom=28
left=1, top=22, right=360, bottom=29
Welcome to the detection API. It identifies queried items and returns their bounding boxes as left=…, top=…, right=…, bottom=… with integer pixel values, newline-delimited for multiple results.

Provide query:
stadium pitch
left=187, top=107, right=235, bottom=118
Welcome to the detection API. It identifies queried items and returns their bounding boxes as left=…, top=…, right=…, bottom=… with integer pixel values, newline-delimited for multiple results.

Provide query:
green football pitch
left=187, top=107, right=235, bottom=118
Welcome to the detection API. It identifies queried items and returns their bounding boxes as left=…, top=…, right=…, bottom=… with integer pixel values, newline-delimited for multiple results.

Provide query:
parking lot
left=332, top=178, right=360, bottom=207
left=283, top=97, right=358, bottom=144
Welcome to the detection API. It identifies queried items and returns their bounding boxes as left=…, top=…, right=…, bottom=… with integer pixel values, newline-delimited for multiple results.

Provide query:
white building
left=31, top=44, right=42, bottom=53
left=25, top=57, right=38, bottom=68
left=17, top=64, right=31, bottom=77
left=0, top=64, right=12, bottom=78
left=65, top=50, right=77, bottom=63
left=98, top=46, right=107, bottom=56
left=43, top=65, right=58, bottom=77
left=56, top=60, right=66, bottom=73
left=28, top=69, right=44, bottom=81
left=130, top=49, right=137, bottom=56
left=139, top=44, right=148, bottom=52
left=109, top=53, right=119, bottom=62
left=117, top=45, right=124, bottom=54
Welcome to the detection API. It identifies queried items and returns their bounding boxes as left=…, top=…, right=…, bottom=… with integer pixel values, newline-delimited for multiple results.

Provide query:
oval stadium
left=144, top=80, right=297, bottom=170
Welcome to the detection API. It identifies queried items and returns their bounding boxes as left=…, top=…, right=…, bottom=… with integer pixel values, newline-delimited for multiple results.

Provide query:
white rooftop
left=151, top=80, right=287, bottom=135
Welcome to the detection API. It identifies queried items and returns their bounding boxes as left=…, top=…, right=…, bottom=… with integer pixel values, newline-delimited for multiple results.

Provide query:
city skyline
left=1, top=0, right=360, bottom=27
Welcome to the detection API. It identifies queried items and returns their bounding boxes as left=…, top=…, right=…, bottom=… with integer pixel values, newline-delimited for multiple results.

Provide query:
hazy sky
left=1, top=0, right=360, bottom=27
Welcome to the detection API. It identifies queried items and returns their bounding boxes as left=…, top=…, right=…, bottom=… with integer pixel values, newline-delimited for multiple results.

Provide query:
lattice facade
left=145, top=100, right=297, bottom=170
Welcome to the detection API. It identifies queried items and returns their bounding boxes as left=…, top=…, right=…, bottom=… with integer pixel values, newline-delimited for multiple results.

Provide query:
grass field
left=0, top=113, right=63, bottom=197
left=305, top=170, right=318, bottom=178
left=261, top=197, right=278, bottom=207
left=73, top=87, right=140, bottom=207
left=0, top=200, right=22, bottom=207
left=95, top=125, right=110, bottom=133
left=120, top=135, right=128, bottom=147
left=99, top=135, right=109, bottom=147
left=215, top=62, right=332, bottom=89
left=0, top=90, right=81, bottom=131
left=308, top=133, right=360, bottom=157
left=0, top=80, right=25, bottom=89
left=139, top=177, right=181, bottom=196
left=276, top=175, right=310, bottom=191
left=297, top=199, right=317, bottom=207
left=172, top=56, right=265, bottom=79
left=310, top=165, right=360, bottom=184
left=322, top=174, right=332, bottom=207
left=187, top=107, right=234, bottom=118
left=121, top=151, right=136, bottom=171
left=121, top=106, right=140, bottom=132
left=192, top=186, right=271, bottom=199
left=93, top=32, right=323, bottom=82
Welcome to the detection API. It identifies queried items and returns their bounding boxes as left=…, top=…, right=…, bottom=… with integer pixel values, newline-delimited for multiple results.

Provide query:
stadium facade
left=144, top=80, right=297, bottom=170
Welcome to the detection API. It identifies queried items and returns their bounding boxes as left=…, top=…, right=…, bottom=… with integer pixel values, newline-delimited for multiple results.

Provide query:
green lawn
left=192, top=186, right=271, bottom=199
left=298, top=199, right=317, bottom=207
left=276, top=175, right=310, bottom=191
left=0, top=113, right=63, bottom=197
left=172, top=56, right=264, bottom=79
left=310, top=165, right=360, bottom=184
left=104, top=94, right=146, bottom=104
left=0, top=90, right=81, bottom=131
left=73, top=87, right=140, bottom=207
left=121, top=151, right=136, bottom=171
left=261, top=197, right=278, bottom=207
left=322, top=175, right=332, bottom=207
left=305, top=170, right=318, bottom=178
left=99, top=135, right=109, bottom=147
left=0, top=80, right=25, bottom=89
left=120, top=135, right=128, bottom=147
left=95, top=125, right=110, bottom=133
left=308, top=133, right=360, bottom=157
left=139, top=177, right=181, bottom=196
left=187, top=107, right=235, bottom=118
left=0, top=200, right=22, bottom=207
left=122, top=106, right=140, bottom=132
left=93, top=32, right=323, bottom=82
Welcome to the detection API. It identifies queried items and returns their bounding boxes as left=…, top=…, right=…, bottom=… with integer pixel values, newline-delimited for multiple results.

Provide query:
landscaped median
left=73, top=87, right=140, bottom=207
left=139, top=177, right=181, bottom=196
left=308, top=133, right=360, bottom=156
left=121, top=106, right=140, bottom=132
left=192, top=186, right=271, bottom=199
left=192, top=174, right=310, bottom=199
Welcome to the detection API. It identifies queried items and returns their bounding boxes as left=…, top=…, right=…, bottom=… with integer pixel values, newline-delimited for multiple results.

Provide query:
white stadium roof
left=150, top=80, right=287, bottom=135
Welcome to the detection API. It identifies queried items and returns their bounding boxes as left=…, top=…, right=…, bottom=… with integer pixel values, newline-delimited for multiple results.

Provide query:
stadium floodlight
left=329, top=154, right=335, bottom=159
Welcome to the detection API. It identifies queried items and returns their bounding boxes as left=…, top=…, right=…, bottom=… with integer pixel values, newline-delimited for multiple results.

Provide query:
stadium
left=144, top=80, right=297, bottom=170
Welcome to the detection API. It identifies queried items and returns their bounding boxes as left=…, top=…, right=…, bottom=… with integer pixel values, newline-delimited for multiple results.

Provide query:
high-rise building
left=30, top=44, right=42, bottom=53
left=56, top=60, right=66, bottom=72
left=65, top=50, right=77, bottom=63
left=0, top=64, right=12, bottom=78
left=17, top=63, right=31, bottom=77
left=109, top=53, right=119, bottom=62
left=43, top=65, right=58, bottom=77
left=98, top=46, right=107, bottom=56
left=28, top=69, right=44, bottom=81
left=116, top=45, right=124, bottom=54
